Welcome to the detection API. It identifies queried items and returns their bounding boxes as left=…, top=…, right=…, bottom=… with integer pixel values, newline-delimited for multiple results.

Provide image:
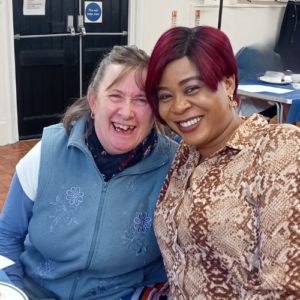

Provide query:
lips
left=175, top=116, right=203, bottom=132
left=113, top=122, right=136, bottom=134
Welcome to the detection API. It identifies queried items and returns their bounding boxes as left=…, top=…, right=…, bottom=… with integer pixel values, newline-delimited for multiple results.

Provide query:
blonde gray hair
left=63, top=45, right=150, bottom=135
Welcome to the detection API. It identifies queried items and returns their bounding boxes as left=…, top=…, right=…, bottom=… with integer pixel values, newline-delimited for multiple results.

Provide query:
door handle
left=78, top=16, right=86, bottom=35
left=67, top=15, right=76, bottom=36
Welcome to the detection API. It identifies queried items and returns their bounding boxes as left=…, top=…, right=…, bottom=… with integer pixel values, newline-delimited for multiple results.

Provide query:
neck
left=198, top=113, right=240, bottom=162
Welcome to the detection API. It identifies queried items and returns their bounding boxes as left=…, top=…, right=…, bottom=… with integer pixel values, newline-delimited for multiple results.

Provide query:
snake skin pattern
left=154, top=114, right=300, bottom=300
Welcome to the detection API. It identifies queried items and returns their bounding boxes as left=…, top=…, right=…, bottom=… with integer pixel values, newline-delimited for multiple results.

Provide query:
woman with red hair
left=146, top=26, right=300, bottom=299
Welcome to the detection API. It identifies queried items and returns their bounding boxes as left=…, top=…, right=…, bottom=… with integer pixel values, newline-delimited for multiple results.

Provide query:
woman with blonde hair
left=0, top=45, right=177, bottom=299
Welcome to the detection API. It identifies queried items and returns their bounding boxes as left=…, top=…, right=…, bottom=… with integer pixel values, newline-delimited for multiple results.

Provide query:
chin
left=111, top=144, right=133, bottom=154
left=181, top=137, right=203, bottom=147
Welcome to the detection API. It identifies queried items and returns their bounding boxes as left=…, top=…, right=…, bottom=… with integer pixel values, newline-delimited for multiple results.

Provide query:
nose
left=119, top=99, right=134, bottom=119
left=171, top=95, right=191, bottom=114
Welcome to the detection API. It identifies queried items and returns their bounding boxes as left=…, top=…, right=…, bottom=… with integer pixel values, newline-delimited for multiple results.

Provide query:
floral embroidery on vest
left=134, top=212, right=152, bottom=233
left=121, top=226, right=147, bottom=255
left=30, top=260, right=54, bottom=287
left=120, top=212, right=152, bottom=255
left=49, top=187, right=84, bottom=232
left=66, top=187, right=84, bottom=206
left=37, top=260, right=54, bottom=278
left=88, top=277, right=118, bottom=296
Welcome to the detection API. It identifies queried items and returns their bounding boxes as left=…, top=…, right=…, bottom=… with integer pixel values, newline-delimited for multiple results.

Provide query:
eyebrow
left=157, top=76, right=202, bottom=92
left=179, top=76, right=202, bottom=85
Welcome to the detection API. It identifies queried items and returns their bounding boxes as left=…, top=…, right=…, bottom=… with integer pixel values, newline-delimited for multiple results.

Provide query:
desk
left=238, top=82, right=300, bottom=124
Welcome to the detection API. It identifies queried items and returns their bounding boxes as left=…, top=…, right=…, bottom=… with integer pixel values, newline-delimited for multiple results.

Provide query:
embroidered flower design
left=37, top=260, right=54, bottom=278
left=66, top=187, right=84, bottom=206
left=89, top=278, right=118, bottom=296
left=121, top=226, right=147, bottom=255
left=134, top=212, right=152, bottom=234
left=49, top=196, right=80, bottom=232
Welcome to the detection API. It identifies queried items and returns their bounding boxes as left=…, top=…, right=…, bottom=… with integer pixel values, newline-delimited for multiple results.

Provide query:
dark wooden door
left=13, top=0, right=128, bottom=139
left=82, top=0, right=128, bottom=92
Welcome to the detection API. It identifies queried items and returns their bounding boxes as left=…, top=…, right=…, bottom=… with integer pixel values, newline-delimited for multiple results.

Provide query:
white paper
left=23, top=0, right=46, bottom=16
left=238, top=85, right=293, bottom=94
left=0, top=255, right=15, bottom=270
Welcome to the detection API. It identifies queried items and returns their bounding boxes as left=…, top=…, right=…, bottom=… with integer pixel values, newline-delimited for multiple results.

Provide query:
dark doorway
left=13, top=0, right=128, bottom=139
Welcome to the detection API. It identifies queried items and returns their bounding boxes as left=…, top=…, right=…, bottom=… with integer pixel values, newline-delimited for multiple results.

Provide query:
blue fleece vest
left=20, top=115, right=178, bottom=300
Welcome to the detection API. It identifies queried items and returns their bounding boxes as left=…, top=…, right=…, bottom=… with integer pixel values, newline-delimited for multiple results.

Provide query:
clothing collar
left=67, top=113, right=89, bottom=150
left=178, top=113, right=268, bottom=168
left=67, top=113, right=171, bottom=176
left=86, top=116, right=158, bottom=181
left=226, top=113, right=268, bottom=151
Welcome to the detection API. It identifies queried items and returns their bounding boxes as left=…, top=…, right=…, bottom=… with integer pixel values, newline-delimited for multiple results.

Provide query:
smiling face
left=158, top=57, right=239, bottom=158
left=88, top=64, right=154, bottom=155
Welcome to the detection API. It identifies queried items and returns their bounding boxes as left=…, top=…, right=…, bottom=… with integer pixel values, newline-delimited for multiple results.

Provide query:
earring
left=91, top=111, right=95, bottom=119
left=228, top=95, right=237, bottom=108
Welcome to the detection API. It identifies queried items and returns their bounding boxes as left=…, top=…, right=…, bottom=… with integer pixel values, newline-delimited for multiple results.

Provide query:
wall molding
left=128, top=0, right=145, bottom=49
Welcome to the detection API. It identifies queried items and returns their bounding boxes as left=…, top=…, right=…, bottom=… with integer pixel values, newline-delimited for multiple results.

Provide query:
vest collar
left=67, top=114, right=171, bottom=176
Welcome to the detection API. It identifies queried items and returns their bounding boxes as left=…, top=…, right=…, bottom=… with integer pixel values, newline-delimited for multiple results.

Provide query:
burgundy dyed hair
left=145, top=26, right=239, bottom=124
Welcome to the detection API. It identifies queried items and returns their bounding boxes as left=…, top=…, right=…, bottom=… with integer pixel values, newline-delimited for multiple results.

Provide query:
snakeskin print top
left=154, top=114, right=300, bottom=300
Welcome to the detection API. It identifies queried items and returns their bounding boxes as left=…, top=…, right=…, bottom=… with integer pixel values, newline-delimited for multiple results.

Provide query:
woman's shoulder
left=254, top=121, right=300, bottom=169
left=42, top=122, right=67, bottom=136
left=241, top=114, right=300, bottom=145
left=261, top=121, right=300, bottom=144
left=157, top=133, right=179, bottom=158
left=16, top=141, right=42, bottom=201
left=15, top=124, right=69, bottom=201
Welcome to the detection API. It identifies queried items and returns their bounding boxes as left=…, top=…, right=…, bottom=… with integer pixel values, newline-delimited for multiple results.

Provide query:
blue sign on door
left=85, top=2, right=102, bottom=23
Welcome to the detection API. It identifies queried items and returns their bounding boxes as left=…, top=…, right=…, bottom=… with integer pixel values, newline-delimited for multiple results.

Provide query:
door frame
left=3, top=0, right=144, bottom=145
left=128, top=0, right=145, bottom=49
left=1, top=0, right=18, bottom=145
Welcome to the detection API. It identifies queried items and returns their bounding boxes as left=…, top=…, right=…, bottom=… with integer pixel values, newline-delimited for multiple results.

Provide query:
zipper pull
left=103, top=182, right=108, bottom=191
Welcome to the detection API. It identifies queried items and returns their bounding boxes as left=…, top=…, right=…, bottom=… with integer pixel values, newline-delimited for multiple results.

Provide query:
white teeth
left=179, top=117, right=202, bottom=128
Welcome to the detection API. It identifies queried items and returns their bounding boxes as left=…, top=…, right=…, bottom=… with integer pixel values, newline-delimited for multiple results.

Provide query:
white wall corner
left=128, top=0, right=145, bottom=49
left=0, top=0, right=19, bottom=146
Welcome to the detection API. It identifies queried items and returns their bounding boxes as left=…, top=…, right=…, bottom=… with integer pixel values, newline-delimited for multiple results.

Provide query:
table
left=238, top=81, right=300, bottom=124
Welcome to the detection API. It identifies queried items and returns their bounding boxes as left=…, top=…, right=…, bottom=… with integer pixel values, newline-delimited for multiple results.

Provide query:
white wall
left=141, top=0, right=286, bottom=54
left=0, top=0, right=18, bottom=146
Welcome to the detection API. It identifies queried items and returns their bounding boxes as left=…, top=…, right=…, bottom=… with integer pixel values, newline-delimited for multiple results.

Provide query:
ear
left=88, top=93, right=97, bottom=113
left=223, top=75, right=236, bottom=96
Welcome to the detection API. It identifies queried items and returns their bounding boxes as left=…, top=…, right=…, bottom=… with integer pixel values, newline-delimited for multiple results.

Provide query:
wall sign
left=171, top=11, right=177, bottom=28
left=85, top=2, right=103, bottom=23
left=23, top=0, right=46, bottom=16
left=195, top=10, right=200, bottom=26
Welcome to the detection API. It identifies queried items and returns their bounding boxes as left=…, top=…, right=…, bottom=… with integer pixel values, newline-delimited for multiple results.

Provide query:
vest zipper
left=69, top=182, right=109, bottom=300
left=69, top=270, right=83, bottom=300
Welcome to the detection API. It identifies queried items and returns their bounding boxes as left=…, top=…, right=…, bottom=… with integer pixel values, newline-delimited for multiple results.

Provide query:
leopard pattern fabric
left=154, top=114, right=300, bottom=300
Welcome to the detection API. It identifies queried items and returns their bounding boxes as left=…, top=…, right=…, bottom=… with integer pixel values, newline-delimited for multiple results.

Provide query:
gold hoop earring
left=91, top=111, right=95, bottom=119
left=228, top=95, right=237, bottom=108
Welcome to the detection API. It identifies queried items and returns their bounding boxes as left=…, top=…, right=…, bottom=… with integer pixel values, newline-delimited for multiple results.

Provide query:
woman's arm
left=0, top=173, right=34, bottom=290
left=0, top=141, right=41, bottom=290
left=258, top=125, right=300, bottom=295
